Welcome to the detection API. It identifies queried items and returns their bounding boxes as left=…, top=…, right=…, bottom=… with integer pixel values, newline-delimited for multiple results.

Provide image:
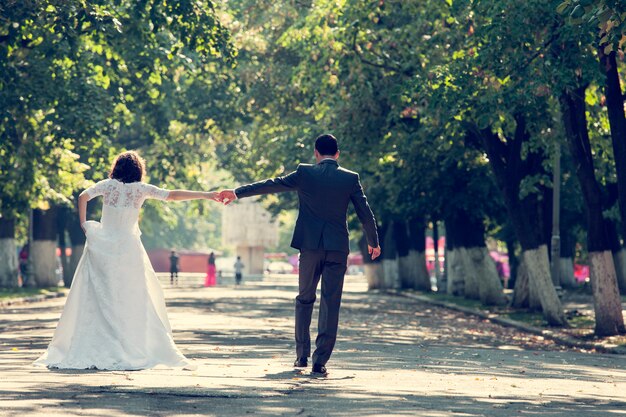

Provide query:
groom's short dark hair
left=315, top=134, right=338, bottom=156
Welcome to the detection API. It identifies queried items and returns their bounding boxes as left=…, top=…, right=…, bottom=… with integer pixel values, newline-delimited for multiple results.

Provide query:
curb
left=0, top=291, right=67, bottom=308
left=387, top=289, right=626, bottom=355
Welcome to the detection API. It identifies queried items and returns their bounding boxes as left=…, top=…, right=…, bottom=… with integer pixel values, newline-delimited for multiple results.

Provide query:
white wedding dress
left=34, top=179, right=195, bottom=370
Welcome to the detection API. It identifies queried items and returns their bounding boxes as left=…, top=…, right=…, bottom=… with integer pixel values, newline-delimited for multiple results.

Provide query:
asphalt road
left=1, top=275, right=625, bottom=416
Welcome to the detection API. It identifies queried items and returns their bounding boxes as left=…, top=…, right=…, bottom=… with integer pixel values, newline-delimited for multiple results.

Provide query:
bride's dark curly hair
left=109, top=151, right=146, bottom=183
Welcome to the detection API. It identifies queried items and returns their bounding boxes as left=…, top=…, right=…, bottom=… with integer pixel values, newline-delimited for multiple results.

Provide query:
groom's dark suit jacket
left=235, top=159, right=378, bottom=254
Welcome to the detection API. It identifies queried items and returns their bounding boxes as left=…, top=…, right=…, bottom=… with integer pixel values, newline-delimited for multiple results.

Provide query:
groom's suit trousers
left=296, top=249, right=348, bottom=366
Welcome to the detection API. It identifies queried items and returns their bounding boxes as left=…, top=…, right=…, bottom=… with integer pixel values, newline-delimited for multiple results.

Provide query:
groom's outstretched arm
left=235, top=166, right=301, bottom=199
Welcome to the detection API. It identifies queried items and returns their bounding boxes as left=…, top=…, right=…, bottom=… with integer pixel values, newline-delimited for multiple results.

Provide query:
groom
left=218, top=134, right=380, bottom=375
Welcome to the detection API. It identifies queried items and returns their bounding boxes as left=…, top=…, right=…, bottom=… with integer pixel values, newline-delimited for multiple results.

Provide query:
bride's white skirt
left=34, top=221, right=196, bottom=370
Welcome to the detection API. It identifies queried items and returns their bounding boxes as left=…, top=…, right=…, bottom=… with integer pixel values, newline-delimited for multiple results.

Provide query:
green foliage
left=0, top=286, right=64, bottom=300
left=558, top=0, right=626, bottom=52
left=0, top=0, right=234, bottom=243
left=2, top=0, right=623, bottom=274
left=215, top=0, right=506, bottom=236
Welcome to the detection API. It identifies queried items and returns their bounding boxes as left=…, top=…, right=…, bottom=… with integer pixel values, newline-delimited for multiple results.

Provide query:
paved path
left=1, top=276, right=625, bottom=416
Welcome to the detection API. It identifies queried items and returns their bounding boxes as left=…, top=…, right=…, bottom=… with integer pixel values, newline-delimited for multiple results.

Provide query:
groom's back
left=291, top=160, right=360, bottom=253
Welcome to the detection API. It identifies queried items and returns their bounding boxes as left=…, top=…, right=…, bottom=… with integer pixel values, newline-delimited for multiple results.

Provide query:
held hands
left=368, top=245, right=381, bottom=260
left=203, top=190, right=236, bottom=205
left=216, top=189, right=237, bottom=205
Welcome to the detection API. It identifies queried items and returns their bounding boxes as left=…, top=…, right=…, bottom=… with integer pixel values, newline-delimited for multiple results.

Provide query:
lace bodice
left=84, top=179, right=169, bottom=234
left=85, top=179, right=169, bottom=208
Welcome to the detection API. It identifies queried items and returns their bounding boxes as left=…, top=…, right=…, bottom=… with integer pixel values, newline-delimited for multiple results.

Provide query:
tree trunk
left=561, top=86, right=625, bottom=335
left=511, top=255, right=543, bottom=311
left=527, top=254, right=543, bottom=312
left=394, top=220, right=412, bottom=289
left=381, top=221, right=399, bottom=289
left=601, top=50, right=626, bottom=250
left=382, top=259, right=399, bottom=289
left=0, top=217, right=19, bottom=288
left=364, top=263, right=384, bottom=290
left=466, top=246, right=506, bottom=305
left=444, top=217, right=465, bottom=296
left=511, top=258, right=529, bottom=309
left=471, top=117, right=567, bottom=325
left=446, top=248, right=464, bottom=296
left=589, top=251, right=625, bottom=335
left=407, top=217, right=430, bottom=291
left=445, top=210, right=503, bottom=304
left=613, top=249, right=626, bottom=293
left=608, top=225, right=626, bottom=294
left=604, top=184, right=626, bottom=294
left=32, top=207, right=59, bottom=287
left=459, top=247, right=480, bottom=300
left=524, top=246, right=563, bottom=320
left=445, top=221, right=477, bottom=298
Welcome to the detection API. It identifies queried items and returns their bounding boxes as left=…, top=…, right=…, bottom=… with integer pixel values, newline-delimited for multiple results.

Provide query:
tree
left=0, top=0, right=234, bottom=287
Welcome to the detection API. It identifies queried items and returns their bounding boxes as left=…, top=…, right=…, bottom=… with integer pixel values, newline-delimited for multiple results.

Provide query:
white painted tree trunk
left=459, top=248, right=479, bottom=300
left=382, top=258, right=400, bottom=289
left=511, top=259, right=529, bottom=308
left=0, top=238, right=19, bottom=288
left=589, top=250, right=625, bottom=336
left=365, top=263, right=384, bottom=290
left=408, top=249, right=431, bottom=291
left=398, top=255, right=413, bottom=289
left=446, top=249, right=464, bottom=296
left=32, top=240, right=59, bottom=287
left=559, top=257, right=576, bottom=288
left=528, top=264, right=542, bottom=311
left=611, top=249, right=626, bottom=293
left=467, top=246, right=506, bottom=305
left=522, top=246, right=567, bottom=326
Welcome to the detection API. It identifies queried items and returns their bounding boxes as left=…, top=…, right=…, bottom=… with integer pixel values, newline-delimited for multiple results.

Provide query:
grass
left=418, top=290, right=600, bottom=330
left=0, top=287, right=64, bottom=300
left=502, top=311, right=546, bottom=327
left=415, top=289, right=626, bottom=349
left=567, top=314, right=596, bottom=328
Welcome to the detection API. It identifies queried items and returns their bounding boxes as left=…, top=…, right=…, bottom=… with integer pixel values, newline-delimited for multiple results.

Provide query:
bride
left=34, top=151, right=219, bottom=370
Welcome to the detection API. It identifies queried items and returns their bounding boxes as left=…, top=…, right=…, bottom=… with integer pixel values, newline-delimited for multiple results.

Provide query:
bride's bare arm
left=166, top=190, right=220, bottom=201
left=77, top=192, right=89, bottom=228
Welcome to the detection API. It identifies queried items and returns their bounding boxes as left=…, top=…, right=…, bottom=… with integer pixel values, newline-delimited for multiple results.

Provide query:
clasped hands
left=207, top=189, right=237, bottom=205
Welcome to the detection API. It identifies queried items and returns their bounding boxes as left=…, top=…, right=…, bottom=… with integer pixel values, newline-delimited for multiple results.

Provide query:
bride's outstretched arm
left=166, top=190, right=220, bottom=201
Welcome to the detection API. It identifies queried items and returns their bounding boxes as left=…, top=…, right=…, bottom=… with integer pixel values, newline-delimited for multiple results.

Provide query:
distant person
left=205, top=252, right=217, bottom=287
left=217, top=133, right=380, bottom=376
left=234, top=256, right=244, bottom=285
left=35, top=150, right=221, bottom=371
left=169, top=250, right=180, bottom=285
left=19, top=243, right=29, bottom=287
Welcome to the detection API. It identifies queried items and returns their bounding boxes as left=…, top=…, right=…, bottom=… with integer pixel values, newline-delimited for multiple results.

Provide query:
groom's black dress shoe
left=294, top=359, right=308, bottom=367
left=312, top=364, right=327, bottom=375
